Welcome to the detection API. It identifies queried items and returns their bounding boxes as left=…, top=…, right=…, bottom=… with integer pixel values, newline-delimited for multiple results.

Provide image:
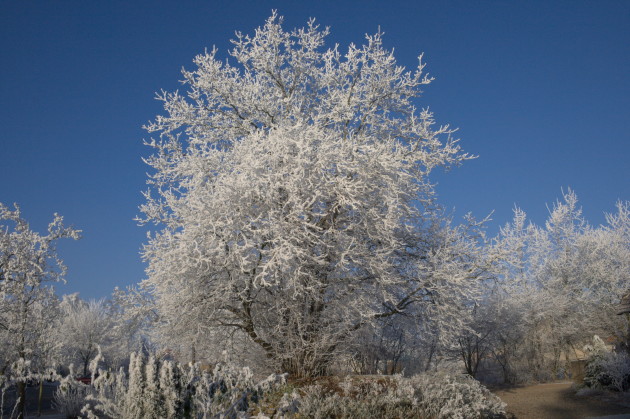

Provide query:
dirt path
left=494, top=382, right=630, bottom=419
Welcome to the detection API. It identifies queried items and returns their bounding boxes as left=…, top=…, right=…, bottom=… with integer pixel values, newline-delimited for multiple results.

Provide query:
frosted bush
left=82, top=367, right=130, bottom=418
left=192, top=362, right=257, bottom=417
left=297, top=376, right=421, bottom=418
left=598, top=351, right=630, bottom=392
left=583, top=335, right=609, bottom=389
left=53, top=378, right=92, bottom=418
left=276, top=373, right=505, bottom=419
left=583, top=336, right=630, bottom=392
left=275, top=390, right=300, bottom=416
left=412, top=371, right=506, bottom=419
left=72, top=350, right=505, bottom=418
left=81, top=351, right=286, bottom=418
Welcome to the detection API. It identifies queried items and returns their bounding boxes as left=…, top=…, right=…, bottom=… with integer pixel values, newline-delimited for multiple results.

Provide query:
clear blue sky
left=1, top=1, right=628, bottom=300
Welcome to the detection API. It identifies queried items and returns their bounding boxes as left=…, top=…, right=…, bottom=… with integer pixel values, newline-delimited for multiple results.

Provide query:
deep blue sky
left=1, top=1, right=628, bottom=300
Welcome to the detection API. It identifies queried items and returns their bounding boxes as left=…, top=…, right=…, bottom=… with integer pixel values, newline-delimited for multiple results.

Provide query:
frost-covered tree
left=348, top=213, right=494, bottom=376
left=578, top=201, right=630, bottom=348
left=106, top=286, right=155, bottom=366
left=58, top=295, right=114, bottom=376
left=140, top=13, right=474, bottom=377
left=0, top=203, right=79, bottom=417
left=486, top=191, right=630, bottom=382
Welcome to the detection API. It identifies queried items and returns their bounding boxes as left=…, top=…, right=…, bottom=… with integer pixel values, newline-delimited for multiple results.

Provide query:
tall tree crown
left=140, top=13, right=476, bottom=376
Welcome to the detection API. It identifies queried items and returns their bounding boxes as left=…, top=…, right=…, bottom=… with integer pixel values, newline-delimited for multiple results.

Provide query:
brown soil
left=494, top=382, right=630, bottom=419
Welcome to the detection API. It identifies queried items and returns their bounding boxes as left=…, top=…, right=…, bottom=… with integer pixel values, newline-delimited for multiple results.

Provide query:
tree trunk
left=281, top=350, right=332, bottom=378
left=38, top=378, right=44, bottom=416
left=83, top=358, right=90, bottom=377
left=17, top=380, right=26, bottom=419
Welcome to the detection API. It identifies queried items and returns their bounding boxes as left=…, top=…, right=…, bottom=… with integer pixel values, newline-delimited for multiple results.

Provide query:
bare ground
left=494, top=382, right=630, bottom=419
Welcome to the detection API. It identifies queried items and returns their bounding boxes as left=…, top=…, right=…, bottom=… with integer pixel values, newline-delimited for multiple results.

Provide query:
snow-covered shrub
left=81, top=351, right=286, bottom=418
left=73, top=350, right=505, bottom=418
left=81, top=352, right=169, bottom=419
left=296, top=376, right=421, bottom=419
left=192, top=361, right=254, bottom=417
left=53, top=377, right=92, bottom=418
left=412, top=371, right=506, bottom=418
left=194, top=363, right=288, bottom=418
left=584, top=335, right=613, bottom=389
left=158, top=359, right=186, bottom=417
left=82, top=367, right=130, bottom=418
left=583, top=335, right=630, bottom=392
left=598, top=351, right=630, bottom=392
left=265, top=373, right=505, bottom=419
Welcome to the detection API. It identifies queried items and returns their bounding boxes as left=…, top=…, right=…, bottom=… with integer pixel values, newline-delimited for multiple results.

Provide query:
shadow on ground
left=495, top=382, right=630, bottom=419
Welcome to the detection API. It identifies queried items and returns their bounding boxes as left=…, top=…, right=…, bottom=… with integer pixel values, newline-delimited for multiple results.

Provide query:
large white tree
left=140, top=13, right=475, bottom=376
